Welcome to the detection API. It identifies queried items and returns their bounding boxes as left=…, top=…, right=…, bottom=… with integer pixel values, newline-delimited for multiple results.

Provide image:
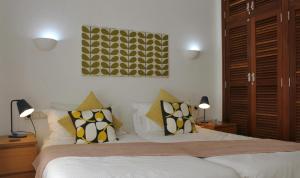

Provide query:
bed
left=35, top=106, right=300, bottom=178
left=36, top=128, right=300, bottom=178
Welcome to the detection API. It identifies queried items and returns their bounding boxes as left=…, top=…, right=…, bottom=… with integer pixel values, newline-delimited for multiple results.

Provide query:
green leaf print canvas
left=81, top=25, right=169, bottom=77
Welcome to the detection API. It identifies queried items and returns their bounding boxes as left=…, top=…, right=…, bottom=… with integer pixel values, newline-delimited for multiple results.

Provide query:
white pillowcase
left=132, top=103, right=164, bottom=135
left=45, top=109, right=75, bottom=145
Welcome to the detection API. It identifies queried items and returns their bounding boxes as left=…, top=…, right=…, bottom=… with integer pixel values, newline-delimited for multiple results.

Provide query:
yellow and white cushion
left=68, top=108, right=117, bottom=144
left=160, top=101, right=193, bottom=136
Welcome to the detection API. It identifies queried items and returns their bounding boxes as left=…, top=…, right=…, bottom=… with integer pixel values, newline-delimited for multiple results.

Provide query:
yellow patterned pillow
left=68, top=108, right=117, bottom=144
left=160, top=101, right=193, bottom=135
left=146, top=89, right=179, bottom=127
left=58, top=91, right=123, bottom=136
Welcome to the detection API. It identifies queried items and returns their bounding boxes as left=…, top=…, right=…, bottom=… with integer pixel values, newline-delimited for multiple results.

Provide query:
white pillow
left=132, top=103, right=163, bottom=135
left=45, top=109, right=75, bottom=145
left=50, top=102, right=78, bottom=111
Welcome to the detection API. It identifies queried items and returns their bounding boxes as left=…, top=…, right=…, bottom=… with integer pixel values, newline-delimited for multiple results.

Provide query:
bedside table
left=0, top=134, right=37, bottom=178
left=196, top=122, right=237, bottom=134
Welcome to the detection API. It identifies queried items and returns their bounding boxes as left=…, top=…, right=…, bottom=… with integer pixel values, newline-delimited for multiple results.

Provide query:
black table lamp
left=10, top=99, right=35, bottom=138
left=199, top=96, right=210, bottom=123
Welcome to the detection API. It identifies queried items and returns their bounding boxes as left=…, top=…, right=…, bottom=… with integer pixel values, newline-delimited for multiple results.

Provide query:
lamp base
left=9, top=131, right=28, bottom=138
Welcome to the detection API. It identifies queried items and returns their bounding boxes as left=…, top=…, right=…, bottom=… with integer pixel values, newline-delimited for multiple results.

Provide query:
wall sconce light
left=33, top=38, right=58, bottom=51
left=185, top=49, right=201, bottom=60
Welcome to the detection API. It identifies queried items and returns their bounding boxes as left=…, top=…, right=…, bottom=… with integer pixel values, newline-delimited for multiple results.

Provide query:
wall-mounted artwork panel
left=81, top=25, right=169, bottom=77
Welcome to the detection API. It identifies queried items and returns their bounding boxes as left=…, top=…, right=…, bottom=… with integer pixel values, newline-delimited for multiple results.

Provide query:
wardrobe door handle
left=251, top=1, right=254, bottom=11
left=246, top=2, right=250, bottom=15
left=251, top=73, right=256, bottom=83
left=248, top=73, right=251, bottom=82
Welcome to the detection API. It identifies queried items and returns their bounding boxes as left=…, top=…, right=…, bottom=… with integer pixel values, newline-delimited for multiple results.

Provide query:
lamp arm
left=28, top=116, right=36, bottom=136
left=10, top=100, right=21, bottom=134
left=204, top=109, right=206, bottom=122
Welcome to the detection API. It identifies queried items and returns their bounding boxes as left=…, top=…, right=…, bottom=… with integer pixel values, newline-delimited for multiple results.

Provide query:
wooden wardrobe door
left=225, top=0, right=250, bottom=22
left=289, top=0, right=300, bottom=142
left=252, top=10, right=283, bottom=139
left=225, top=20, right=251, bottom=136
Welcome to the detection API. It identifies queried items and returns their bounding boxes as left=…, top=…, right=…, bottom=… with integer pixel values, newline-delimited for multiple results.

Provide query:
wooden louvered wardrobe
left=222, top=0, right=300, bottom=142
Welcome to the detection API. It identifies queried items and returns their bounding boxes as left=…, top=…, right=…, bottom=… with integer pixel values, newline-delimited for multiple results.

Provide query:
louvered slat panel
left=229, top=25, right=248, bottom=85
left=295, top=9, right=300, bottom=142
left=230, top=66, right=248, bottom=82
left=230, top=86, right=249, bottom=135
left=253, top=0, right=280, bottom=14
left=255, top=0, right=274, bottom=8
left=227, top=23, right=250, bottom=135
left=255, top=15, right=280, bottom=139
left=228, top=0, right=248, bottom=17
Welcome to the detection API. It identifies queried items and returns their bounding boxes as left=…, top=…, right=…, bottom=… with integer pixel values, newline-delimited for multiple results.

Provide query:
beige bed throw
left=34, top=139, right=300, bottom=178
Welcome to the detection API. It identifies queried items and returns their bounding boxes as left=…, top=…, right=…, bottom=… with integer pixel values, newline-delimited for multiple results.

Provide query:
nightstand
left=0, top=134, right=37, bottom=178
left=196, top=121, right=237, bottom=134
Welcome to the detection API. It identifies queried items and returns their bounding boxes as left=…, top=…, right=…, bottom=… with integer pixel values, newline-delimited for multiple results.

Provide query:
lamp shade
left=33, top=38, right=57, bottom=51
left=17, top=99, right=34, bottom=118
left=199, top=96, right=210, bottom=109
left=184, top=49, right=201, bottom=60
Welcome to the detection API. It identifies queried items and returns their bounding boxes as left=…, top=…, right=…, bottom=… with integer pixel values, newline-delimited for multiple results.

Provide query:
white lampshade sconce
left=33, top=38, right=58, bottom=51
left=184, top=42, right=202, bottom=60
left=185, top=49, right=201, bottom=60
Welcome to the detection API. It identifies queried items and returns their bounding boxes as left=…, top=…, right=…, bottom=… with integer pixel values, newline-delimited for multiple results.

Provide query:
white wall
left=0, top=5, right=9, bottom=135
left=214, top=0, right=223, bottom=119
left=0, top=0, right=222, bottom=140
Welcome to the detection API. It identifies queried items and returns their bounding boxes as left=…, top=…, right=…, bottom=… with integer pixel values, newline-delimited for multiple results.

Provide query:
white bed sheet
left=42, top=133, right=145, bottom=149
left=43, top=156, right=241, bottom=178
left=206, top=151, right=300, bottom=178
left=42, top=126, right=252, bottom=148
left=138, top=127, right=253, bottom=143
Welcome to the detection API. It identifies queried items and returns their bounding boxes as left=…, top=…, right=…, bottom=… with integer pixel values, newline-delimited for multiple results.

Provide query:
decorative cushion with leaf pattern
left=68, top=107, right=117, bottom=144
left=160, top=101, right=193, bottom=136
